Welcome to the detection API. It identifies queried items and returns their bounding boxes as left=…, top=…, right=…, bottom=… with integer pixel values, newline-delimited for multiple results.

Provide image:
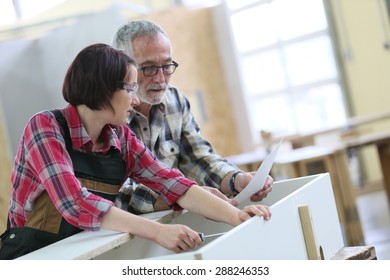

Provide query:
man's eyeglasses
left=139, top=61, right=179, bottom=77
left=117, top=81, right=139, bottom=97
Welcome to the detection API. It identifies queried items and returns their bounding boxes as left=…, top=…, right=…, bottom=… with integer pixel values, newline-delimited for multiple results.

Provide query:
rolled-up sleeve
left=120, top=128, right=196, bottom=210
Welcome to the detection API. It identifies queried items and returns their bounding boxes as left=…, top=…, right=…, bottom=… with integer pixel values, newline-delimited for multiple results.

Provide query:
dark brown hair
left=62, top=43, right=137, bottom=111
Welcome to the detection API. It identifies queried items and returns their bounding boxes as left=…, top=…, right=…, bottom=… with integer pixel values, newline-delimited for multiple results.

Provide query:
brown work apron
left=0, top=110, right=127, bottom=259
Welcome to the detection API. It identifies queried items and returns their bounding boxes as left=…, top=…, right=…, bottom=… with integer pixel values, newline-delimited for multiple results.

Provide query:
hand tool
left=198, top=232, right=225, bottom=242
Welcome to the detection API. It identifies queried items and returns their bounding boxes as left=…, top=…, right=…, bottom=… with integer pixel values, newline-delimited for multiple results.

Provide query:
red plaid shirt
left=9, top=105, right=195, bottom=231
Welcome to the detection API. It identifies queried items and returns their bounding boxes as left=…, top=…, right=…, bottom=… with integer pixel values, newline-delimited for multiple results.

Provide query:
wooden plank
left=354, top=180, right=383, bottom=196
left=298, top=205, right=320, bottom=260
left=331, top=246, right=377, bottom=260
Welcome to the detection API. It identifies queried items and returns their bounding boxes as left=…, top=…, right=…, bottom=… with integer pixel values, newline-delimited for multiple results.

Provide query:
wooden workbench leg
left=377, top=142, right=390, bottom=212
left=331, top=151, right=365, bottom=246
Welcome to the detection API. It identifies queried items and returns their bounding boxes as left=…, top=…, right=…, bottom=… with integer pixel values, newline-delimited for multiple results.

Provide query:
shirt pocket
left=158, top=139, right=180, bottom=168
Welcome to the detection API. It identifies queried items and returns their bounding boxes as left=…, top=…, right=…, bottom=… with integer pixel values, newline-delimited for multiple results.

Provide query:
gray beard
left=137, top=88, right=167, bottom=105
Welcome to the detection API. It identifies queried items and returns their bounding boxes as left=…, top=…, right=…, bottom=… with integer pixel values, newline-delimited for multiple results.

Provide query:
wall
left=0, top=7, right=126, bottom=157
left=328, top=0, right=390, bottom=182
left=0, top=7, right=125, bottom=232
left=329, top=0, right=390, bottom=119
left=141, top=7, right=240, bottom=156
left=211, top=2, right=257, bottom=153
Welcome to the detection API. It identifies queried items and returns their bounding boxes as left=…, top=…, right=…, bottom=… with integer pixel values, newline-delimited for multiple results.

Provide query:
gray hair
left=111, top=19, right=170, bottom=56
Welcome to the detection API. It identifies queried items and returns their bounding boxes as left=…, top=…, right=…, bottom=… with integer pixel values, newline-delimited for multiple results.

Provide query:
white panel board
left=19, top=173, right=344, bottom=260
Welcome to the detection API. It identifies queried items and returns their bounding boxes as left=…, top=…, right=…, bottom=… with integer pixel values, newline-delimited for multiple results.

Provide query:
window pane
left=292, top=84, right=347, bottom=133
left=230, top=0, right=328, bottom=52
left=231, top=4, right=277, bottom=52
left=250, top=94, right=297, bottom=135
left=251, top=84, right=347, bottom=136
left=274, top=0, right=328, bottom=40
left=284, top=36, right=338, bottom=87
left=241, top=50, right=286, bottom=95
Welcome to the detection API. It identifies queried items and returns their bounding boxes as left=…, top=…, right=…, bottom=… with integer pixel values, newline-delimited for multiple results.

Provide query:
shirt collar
left=63, top=105, right=121, bottom=152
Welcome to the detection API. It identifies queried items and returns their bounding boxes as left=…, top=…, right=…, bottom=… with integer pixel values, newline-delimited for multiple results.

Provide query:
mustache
left=147, top=83, right=167, bottom=91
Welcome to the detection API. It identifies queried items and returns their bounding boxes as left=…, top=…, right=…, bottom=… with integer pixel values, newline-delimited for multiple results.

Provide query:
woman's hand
left=153, top=224, right=203, bottom=253
left=102, top=206, right=202, bottom=253
left=236, top=204, right=272, bottom=225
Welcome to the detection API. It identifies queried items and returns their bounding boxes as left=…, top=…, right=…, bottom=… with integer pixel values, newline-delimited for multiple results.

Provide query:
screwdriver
left=198, top=232, right=225, bottom=242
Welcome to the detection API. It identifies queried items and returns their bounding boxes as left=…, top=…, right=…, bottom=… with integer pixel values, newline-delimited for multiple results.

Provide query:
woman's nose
left=132, top=94, right=140, bottom=106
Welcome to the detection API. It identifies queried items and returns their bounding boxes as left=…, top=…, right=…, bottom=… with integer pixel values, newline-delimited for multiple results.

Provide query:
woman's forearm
left=101, top=206, right=162, bottom=241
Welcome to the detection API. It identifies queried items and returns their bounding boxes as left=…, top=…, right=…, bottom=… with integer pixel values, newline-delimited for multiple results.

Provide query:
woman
left=0, top=43, right=271, bottom=259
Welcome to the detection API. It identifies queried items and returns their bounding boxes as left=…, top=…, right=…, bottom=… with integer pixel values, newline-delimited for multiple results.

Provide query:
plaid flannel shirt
left=117, top=85, right=236, bottom=214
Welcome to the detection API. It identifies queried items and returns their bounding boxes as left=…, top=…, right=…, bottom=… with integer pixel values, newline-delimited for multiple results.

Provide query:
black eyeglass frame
left=139, top=61, right=179, bottom=77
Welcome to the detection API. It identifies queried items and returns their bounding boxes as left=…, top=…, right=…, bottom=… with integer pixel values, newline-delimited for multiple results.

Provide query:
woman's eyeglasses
left=117, top=81, right=139, bottom=97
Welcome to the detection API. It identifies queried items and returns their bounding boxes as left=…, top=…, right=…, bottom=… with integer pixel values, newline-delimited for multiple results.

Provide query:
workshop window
left=225, top=0, right=348, bottom=140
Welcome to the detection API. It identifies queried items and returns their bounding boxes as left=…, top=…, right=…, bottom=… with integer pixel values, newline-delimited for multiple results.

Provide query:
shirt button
left=10, top=233, right=15, bottom=239
left=143, top=127, right=148, bottom=131
left=170, top=148, right=175, bottom=152
left=76, top=199, right=81, bottom=204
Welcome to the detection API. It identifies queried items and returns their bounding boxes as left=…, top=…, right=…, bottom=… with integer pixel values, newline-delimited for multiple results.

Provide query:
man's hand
left=249, top=175, right=273, bottom=201
left=235, top=173, right=273, bottom=202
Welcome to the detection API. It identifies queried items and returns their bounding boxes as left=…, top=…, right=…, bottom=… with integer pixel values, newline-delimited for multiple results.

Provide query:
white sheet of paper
left=234, top=139, right=283, bottom=204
